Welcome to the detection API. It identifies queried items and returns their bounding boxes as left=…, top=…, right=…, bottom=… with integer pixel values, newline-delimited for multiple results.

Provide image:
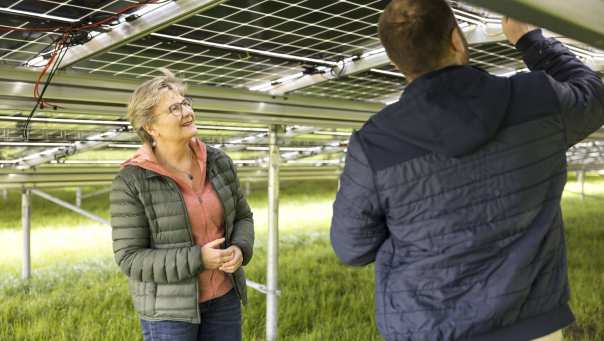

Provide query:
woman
left=110, top=69, right=254, bottom=341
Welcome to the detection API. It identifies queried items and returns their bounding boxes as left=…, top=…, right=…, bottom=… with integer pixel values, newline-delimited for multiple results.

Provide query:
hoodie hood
left=121, top=137, right=207, bottom=178
left=371, top=65, right=511, bottom=157
left=122, top=142, right=158, bottom=170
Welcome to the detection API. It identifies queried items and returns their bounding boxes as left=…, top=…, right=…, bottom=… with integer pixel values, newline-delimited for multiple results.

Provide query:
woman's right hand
left=201, top=238, right=233, bottom=270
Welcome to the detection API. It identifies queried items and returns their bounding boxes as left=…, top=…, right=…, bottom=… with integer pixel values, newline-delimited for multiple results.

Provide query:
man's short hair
left=378, top=0, right=458, bottom=77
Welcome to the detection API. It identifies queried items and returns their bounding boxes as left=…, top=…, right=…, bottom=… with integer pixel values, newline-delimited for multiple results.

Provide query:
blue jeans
left=140, top=289, right=242, bottom=341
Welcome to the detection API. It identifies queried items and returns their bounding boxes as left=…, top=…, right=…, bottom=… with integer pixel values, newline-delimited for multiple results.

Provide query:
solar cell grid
left=296, top=72, right=403, bottom=102
left=469, top=42, right=525, bottom=73
left=4, top=0, right=138, bottom=20
left=173, top=0, right=385, bottom=62
left=73, top=35, right=303, bottom=87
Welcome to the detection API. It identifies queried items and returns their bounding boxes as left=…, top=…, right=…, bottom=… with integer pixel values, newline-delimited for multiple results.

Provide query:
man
left=330, top=0, right=604, bottom=340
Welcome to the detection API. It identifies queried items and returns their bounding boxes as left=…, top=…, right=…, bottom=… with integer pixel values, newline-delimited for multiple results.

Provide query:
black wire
left=22, top=51, right=60, bottom=139
left=23, top=35, right=71, bottom=140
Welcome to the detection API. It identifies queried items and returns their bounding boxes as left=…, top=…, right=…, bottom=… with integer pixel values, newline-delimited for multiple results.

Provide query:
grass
left=0, top=177, right=603, bottom=340
left=557, top=175, right=604, bottom=340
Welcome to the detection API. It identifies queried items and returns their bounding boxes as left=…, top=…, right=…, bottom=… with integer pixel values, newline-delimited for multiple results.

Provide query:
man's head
left=378, top=0, right=470, bottom=81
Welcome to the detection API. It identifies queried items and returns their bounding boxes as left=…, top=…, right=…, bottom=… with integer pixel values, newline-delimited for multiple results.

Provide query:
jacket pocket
left=128, top=279, right=156, bottom=317
left=154, top=280, right=198, bottom=320
left=144, top=281, right=157, bottom=316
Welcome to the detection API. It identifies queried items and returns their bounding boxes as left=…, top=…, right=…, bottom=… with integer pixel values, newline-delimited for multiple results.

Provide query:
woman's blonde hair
left=126, top=68, right=187, bottom=144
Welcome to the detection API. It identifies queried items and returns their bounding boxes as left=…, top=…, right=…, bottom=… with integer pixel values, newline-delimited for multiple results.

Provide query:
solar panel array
left=0, top=0, right=603, bottom=177
left=0, top=1, right=548, bottom=98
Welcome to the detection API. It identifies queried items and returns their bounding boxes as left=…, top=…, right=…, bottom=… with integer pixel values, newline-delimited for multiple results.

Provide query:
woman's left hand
left=219, top=245, right=243, bottom=273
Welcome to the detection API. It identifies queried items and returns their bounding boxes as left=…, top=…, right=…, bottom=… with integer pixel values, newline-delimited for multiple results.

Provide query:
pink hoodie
left=122, top=138, right=232, bottom=303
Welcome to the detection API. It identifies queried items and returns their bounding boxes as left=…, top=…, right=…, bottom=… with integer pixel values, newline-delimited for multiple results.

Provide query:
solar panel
left=68, top=0, right=390, bottom=88
left=296, top=72, right=403, bottom=103
left=2, top=0, right=600, bottom=101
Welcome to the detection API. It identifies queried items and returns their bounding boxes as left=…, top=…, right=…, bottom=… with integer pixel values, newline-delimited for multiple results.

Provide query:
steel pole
left=21, top=188, right=31, bottom=280
left=578, top=170, right=586, bottom=200
left=266, top=125, right=282, bottom=341
left=75, top=187, right=82, bottom=207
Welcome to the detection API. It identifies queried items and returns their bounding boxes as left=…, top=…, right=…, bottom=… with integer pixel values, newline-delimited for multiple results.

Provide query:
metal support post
left=245, top=182, right=251, bottom=196
left=578, top=170, right=586, bottom=200
left=75, top=187, right=82, bottom=207
left=21, top=188, right=31, bottom=280
left=1, top=189, right=7, bottom=205
left=266, top=124, right=282, bottom=341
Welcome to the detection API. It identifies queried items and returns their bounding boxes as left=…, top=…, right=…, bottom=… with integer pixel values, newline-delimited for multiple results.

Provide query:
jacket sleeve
left=330, top=132, right=388, bottom=266
left=110, top=174, right=203, bottom=283
left=516, top=29, right=604, bottom=147
left=226, top=157, right=254, bottom=266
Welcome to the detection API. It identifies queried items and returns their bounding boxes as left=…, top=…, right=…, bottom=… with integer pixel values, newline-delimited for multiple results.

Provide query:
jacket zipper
left=165, top=176, right=201, bottom=323
left=208, top=165, right=242, bottom=300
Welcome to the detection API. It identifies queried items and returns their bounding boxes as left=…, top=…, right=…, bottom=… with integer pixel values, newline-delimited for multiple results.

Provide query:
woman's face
left=147, top=89, right=197, bottom=145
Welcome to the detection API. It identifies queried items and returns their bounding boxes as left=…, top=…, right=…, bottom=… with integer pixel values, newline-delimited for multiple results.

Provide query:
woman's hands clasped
left=219, top=245, right=243, bottom=273
left=201, top=238, right=243, bottom=273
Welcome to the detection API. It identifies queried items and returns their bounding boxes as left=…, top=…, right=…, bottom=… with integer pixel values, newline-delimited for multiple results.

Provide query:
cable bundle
left=0, top=0, right=172, bottom=139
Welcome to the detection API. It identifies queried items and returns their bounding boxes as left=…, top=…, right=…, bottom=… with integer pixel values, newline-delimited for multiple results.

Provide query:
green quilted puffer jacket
left=110, top=146, right=254, bottom=323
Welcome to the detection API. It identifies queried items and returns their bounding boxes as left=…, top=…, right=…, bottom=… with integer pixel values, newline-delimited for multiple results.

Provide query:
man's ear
left=450, top=27, right=465, bottom=54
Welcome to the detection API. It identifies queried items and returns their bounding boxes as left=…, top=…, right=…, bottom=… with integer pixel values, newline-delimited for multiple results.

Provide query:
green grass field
left=0, top=176, right=603, bottom=340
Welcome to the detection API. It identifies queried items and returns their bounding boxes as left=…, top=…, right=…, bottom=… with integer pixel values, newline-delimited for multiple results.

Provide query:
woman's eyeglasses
left=167, top=97, right=193, bottom=118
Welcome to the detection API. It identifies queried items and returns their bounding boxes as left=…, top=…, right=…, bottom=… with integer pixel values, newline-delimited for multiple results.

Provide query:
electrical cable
left=10, top=0, right=173, bottom=139
left=24, top=33, right=72, bottom=139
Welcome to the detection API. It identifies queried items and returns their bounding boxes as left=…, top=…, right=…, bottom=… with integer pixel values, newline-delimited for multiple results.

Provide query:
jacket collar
left=370, top=64, right=511, bottom=157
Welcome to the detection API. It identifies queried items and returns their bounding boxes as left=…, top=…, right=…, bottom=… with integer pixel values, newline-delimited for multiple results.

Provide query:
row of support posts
left=13, top=124, right=285, bottom=340
left=15, top=123, right=284, bottom=339
left=18, top=187, right=111, bottom=280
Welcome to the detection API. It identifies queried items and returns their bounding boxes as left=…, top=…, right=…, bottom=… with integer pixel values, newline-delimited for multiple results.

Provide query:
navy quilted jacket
left=331, top=30, right=604, bottom=341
